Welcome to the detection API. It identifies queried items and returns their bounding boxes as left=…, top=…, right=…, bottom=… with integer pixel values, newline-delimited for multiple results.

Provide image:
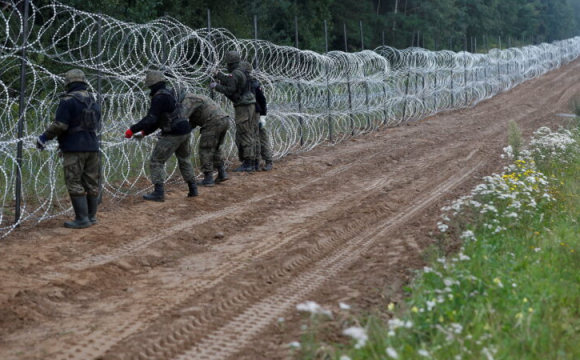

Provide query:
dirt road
left=1, top=59, right=579, bottom=360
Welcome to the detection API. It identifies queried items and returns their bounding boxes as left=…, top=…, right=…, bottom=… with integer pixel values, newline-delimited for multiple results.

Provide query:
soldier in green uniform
left=239, top=61, right=274, bottom=171
left=35, top=69, right=101, bottom=229
left=210, top=50, right=256, bottom=172
left=124, top=71, right=198, bottom=202
left=178, top=93, right=231, bottom=187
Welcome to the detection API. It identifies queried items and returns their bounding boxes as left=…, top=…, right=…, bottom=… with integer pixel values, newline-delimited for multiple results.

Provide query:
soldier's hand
left=133, top=131, right=145, bottom=140
left=259, top=116, right=267, bottom=130
left=124, top=129, right=134, bottom=139
left=36, top=134, right=48, bottom=150
left=209, top=81, right=218, bottom=89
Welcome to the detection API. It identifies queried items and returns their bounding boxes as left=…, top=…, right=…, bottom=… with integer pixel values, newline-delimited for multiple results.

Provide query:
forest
left=53, top=0, right=580, bottom=52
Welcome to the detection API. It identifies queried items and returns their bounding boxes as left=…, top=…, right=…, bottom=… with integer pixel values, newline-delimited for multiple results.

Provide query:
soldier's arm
left=255, top=86, right=267, bottom=116
left=43, top=100, right=71, bottom=140
left=130, top=95, right=171, bottom=134
left=214, top=71, right=229, bottom=83
left=214, top=73, right=239, bottom=97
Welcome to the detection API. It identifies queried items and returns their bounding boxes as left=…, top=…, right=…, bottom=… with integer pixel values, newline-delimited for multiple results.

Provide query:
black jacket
left=253, top=82, right=268, bottom=116
left=130, top=83, right=191, bottom=136
left=55, top=83, right=100, bottom=152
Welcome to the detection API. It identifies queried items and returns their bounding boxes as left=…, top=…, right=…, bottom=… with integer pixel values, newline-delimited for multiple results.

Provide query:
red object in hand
left=124, top=129, right=133, bottom=139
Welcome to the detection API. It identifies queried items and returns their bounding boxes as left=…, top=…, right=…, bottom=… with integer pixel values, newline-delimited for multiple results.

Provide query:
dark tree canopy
left=59, top=0, right=580, bottom=52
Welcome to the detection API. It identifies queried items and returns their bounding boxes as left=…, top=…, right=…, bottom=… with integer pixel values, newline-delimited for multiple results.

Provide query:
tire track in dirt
left=171, top=153, right=488, bottom=360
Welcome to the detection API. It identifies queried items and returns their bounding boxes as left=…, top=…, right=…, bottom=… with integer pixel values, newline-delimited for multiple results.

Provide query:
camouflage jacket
left=180, top=93, right=229, bottom=129
left=214, top=62, right=256, bottom=107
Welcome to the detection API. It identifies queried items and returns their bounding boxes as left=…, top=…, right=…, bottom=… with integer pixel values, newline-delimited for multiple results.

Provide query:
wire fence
left=1, top=0, right=580, bottom=238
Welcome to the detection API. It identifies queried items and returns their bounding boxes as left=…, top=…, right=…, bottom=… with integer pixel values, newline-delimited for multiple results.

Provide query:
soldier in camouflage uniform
left=124, top=71, right=198, bottom=202
left=239, top=61, right=274, bottom=171
left=210, top=51, right=256, bottom=172
left=35, top=69, right=101, bottom=229
left=179, top=93, right=231, bottom=187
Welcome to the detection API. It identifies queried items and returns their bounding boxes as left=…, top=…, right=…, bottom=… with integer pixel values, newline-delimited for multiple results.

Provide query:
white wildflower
left=340, top=356, right=352, bottom=360
left=339, top=302, right=351, bottom=310
left=386, top=347, right=399, bottom=359
left=287, top=341, right=301, bottom=349
left=343, top=327, right=368, bottom=349
left=418, top=349, right=431, bottom=357
left=296, top=301, right=332, bottom=317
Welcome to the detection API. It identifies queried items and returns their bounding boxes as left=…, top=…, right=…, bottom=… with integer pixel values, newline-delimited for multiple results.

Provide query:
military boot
left=201, top=172, right=215, bottom=187
left=233, top=160, right=254, bottom=172
left=87, top=194, right=99, bottom=224
left=254, top=159, right=261, bottom=171
left=188, top=181, right=199, bottom=197
left=262, top=160, right=273, bottom=171
left=143, top=183, right=164, bottom=202
left=216, top=166, right=229, bottom=183
left=64, top=196, right=92, bottom=229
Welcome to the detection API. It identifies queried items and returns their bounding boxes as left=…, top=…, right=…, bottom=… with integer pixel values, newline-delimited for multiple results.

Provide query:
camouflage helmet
left=223, top=51, right=242, bottom=64
left=144, top=70, right=167, bottom=88
left=63, top=69, right=89, bottom=87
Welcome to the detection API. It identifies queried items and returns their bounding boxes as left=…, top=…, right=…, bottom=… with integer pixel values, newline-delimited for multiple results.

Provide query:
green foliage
left=55, top=0, right=580, bottom=52
left=508, top=120, right=523, bottom=158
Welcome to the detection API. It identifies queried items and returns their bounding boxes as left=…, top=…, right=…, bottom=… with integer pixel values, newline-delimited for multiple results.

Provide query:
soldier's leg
left=198, top=130, right=218, bottom=187
left=62, top=152, right=91, bottom=228
left=81, top=152, right=100, bottom=224
left=215, top=118, right=229, bottom=183
left=233, top=105, right=255, bottom=172
left=145, top=135, right=179, bottom=202
left=260, top=126, right=274, bottom=171
left=174, top=134, right=199, bottom=197
left=252, top=112, right=261, bottom=171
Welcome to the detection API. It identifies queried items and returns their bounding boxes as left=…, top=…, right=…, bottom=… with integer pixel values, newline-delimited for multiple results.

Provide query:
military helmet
left=144, top=70, right=167, bottom=87
left=224, top=51, right=242, bottom=64
left=63, top=69, right=89, bottom=87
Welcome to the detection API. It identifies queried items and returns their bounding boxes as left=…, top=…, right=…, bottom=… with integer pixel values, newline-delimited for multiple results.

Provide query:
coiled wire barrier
left=1, top=0, right=580, bottom=238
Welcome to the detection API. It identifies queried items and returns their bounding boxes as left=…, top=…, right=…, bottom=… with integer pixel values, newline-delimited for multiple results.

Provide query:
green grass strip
left=298, top=125, right=580, bottom=360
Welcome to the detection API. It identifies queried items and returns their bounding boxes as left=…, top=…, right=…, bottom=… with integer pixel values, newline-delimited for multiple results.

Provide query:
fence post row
left=207, top=9, right=215, bottom=100
left=253, top=15, right=259, bottom=70
left=15, top=0, right=30, bottom=225
left=360, top=21, right=371, bottom=130
left=324, top=20, right=333, bottom=142
left=344, top=23, right=354, bottom=136
left=97, top=13, right=104, bottom=204
left=295, top=16, right=304, bottom=147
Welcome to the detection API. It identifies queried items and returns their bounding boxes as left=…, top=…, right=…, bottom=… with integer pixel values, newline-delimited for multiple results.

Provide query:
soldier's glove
left=36, top=134, right=48, bottom=150
left=259, top=116, right=267, bottom=130
left=133, top=131, right=145, bottom=140
left=209, top=81, right=218, bottom=89
left=124, top=129, right=134, bottom=139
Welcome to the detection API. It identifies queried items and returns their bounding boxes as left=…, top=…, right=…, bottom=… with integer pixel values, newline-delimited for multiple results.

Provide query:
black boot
left=233, top=160, right=254, bottom=172
left=87, top=194, right=99, bottom=224
left=201, top=172, right=215, bottom=187
left=254, top=159, right=261, bottom=171
left=143, top=183, right=164, bottom=202
left=64, top=196, right=92, bottom=229
left=216, top=166, right=229, bottom=183
left=188, top=181, right=199, bottom=197
left=262, top=160, right=273, bottom=171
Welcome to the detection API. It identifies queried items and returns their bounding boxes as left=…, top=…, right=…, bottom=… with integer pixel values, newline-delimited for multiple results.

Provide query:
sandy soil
left=1, top=59, right=579, bottom=360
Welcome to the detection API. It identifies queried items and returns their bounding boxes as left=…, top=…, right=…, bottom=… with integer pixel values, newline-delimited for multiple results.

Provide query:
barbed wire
left=1, top=0, right=579, bottom=238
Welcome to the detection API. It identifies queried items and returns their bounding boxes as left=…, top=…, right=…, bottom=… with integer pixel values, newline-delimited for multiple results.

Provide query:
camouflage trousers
left=234, top=104, right=256, bottom=161
left=150, top=133, right=196, bottom=185
left=199, top=116, right=229, bottom=173
left=253, top=113, right=273, bottom=162
left=62, top=152, right=100, bottom=197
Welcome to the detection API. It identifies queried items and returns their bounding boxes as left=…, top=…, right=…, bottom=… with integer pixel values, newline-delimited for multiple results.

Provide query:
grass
left=296, top=123, right=580, bottom=360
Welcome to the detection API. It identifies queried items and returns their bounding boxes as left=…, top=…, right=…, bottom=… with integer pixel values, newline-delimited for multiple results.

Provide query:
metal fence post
left=15, top=0, right=30, bottom=224
left=253, top=15, right=259, bottom=70
left=360, top=21, right=371, bottom=130
left=207, top=9, right=215, bottom=100
left=344, top=23, right=354, bottom=136
left=324, top=20, right=333, bottom=142
left=295, top=16, right=304, bottom=147
left=97, top=13, right=104, bottom=204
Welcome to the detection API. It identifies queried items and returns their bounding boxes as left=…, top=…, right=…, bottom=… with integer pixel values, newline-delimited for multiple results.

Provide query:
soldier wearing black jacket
left=124, top=71, right=198, bottom=202
left=35, top=69, right=101, bottom=229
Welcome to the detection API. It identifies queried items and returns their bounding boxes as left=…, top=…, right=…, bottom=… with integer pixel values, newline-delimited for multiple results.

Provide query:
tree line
left=30, top=0, right=580, bottom=53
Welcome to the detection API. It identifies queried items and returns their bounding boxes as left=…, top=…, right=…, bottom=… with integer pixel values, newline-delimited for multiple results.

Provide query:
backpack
left=66, top=92, right=99, bottom=134
left=155, top=88, right=189, bottom=133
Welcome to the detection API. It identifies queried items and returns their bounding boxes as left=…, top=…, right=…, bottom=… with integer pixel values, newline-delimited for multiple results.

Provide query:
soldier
left=210, top=50, right=256, bottom=172
left=124, top=71, right=198, bottom=202
left=35, top=69, right=101, bottom=229
left=179, top=93, right=230, bottom=187
left=239, top=61, right=274, bottom=172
